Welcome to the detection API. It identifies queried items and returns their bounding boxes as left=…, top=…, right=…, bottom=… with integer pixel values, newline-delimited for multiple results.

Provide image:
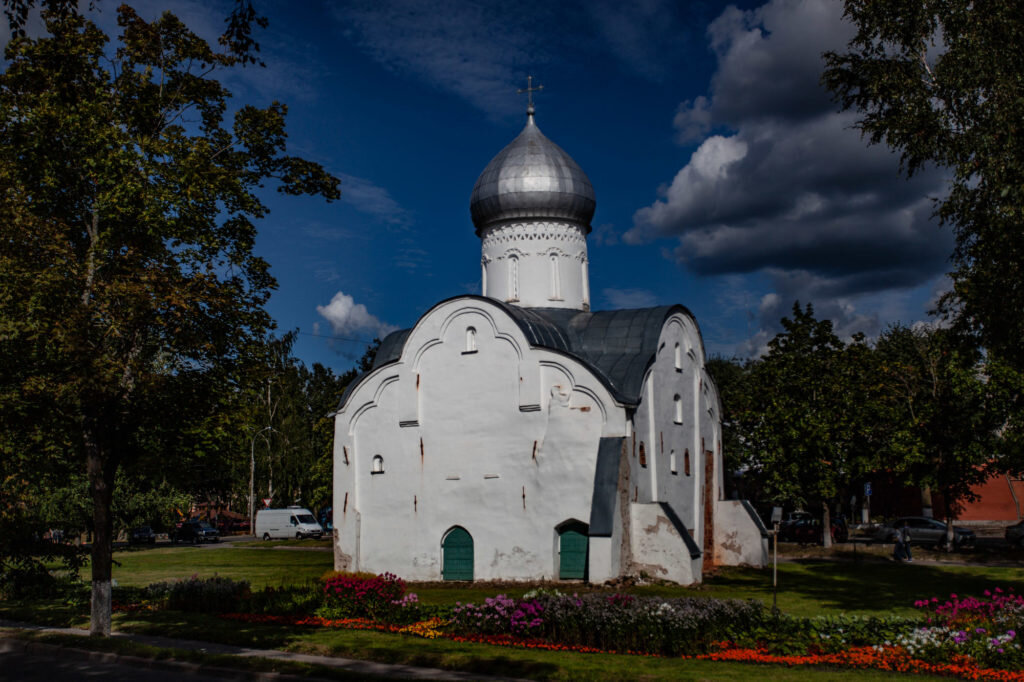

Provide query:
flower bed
left=114, top=574, right=1024, bottom=679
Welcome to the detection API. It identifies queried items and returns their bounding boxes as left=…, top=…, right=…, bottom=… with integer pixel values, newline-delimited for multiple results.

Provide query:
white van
left=255, top=507, right=324, bottom=540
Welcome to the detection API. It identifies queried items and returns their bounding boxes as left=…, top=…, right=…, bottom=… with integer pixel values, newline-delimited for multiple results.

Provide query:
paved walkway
left=0, top=620, right=523, bottom=681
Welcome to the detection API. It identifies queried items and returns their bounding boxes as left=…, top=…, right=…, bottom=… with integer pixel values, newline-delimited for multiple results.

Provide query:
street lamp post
left=249, top=426, right=272, bottom=538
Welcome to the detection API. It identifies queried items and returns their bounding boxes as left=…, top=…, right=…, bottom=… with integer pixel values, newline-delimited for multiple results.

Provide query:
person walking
left=901, top=524, right=913, bottom=562
left=892, top=525, right=905, bottom=561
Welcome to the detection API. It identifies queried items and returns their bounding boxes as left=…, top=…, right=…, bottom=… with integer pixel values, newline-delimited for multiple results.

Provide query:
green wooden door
left=559, top=528, right=588, bottom=580
left=442, top=527, right=474, bottom=581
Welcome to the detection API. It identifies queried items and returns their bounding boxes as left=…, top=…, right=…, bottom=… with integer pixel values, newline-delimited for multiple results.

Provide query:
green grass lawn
left=102, top=542, right=1024, bottom=618
left=107, top=543, right=332, bottom=588
left=7, top=543, right=1021, bottom=680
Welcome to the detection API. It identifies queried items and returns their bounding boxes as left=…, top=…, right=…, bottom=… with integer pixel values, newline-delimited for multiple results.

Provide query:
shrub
left=450, top=593, right=768, bottom=656
left=146, top=575, right=251, bottom=613
left=317, top=572, right=420, bottom=624
left=246, top=582, right=325, bottom=617
left=741, top=613, right=924, bottom=655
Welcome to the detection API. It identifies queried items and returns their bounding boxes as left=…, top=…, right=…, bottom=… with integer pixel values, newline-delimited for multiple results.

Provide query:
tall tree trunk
left=821, top=501, right=833, bottom=549
left=85, top=425, right=116, bottom=637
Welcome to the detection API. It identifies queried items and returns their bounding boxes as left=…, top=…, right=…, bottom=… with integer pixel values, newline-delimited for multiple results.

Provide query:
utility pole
left=249, top=426, right=272, bottom=537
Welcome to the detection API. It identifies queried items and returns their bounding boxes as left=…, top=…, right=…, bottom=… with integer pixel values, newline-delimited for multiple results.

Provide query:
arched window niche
left=684, top=448, right=691, bottom=476
left=464, top=326, right=478, bottom=354
left=670, top=450, right=678, bottom=475
left=674, top=394, right=683, bottom=424
left=549, top=253, right=561, bottom=300
left=371, top=455, right=384, bottom=474
left=508, top=255, right=519, bottom=301
left=674, top=343, right=682, bottom=372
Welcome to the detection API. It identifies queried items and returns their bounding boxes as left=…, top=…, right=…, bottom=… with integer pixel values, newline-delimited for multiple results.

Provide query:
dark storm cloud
left=627, top=0, right=951, bottom=303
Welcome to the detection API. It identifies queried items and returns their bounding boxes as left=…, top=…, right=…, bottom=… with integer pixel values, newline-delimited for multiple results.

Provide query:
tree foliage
left=728, top=303, right=880, bottom=545
left=0, top=6, right=338, bottom=634
left=876, top=324, right=1004, bottom=529
left=823, top=1, right=1024, bottom=371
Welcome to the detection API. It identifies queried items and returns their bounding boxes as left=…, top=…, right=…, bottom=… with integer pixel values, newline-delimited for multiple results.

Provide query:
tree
left=823, top=2, right=1024, bottom=373
left=876, top=324, right=1004, bottom=546
left=732, top=303, right=878, bottom=547
left=0, top=6, right=339, bottom=635
left=705, top=356, right=753, bottom=496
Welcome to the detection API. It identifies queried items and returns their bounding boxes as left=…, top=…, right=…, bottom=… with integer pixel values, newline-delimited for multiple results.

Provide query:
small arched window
left=638, top=442, right=647, bottom=468
left=670, top=450, right=678, bottom=475
left=684, top=449, right=691, bottom=476
left=674, top=394, right=683, bottom=424
left=674, top=343, right=682, bottom=371
left=371, top=455, right=384, bottom=474
left=549, top=253, right=561, bottom=300
left=465, top=326, right=477, bottom=353
left=508, top=255, right=519, bottom=301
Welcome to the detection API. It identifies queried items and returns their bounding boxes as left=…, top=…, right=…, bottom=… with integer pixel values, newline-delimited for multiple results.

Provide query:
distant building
left=331, top=106, right=766, bottom=583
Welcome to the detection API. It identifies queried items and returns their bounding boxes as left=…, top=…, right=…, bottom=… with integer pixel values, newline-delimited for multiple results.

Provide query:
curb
left=0, top=636, right=337, bottom=681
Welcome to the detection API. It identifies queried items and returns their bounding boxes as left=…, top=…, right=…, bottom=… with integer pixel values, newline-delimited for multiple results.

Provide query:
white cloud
left=603, top=288, right=658, bottom=309
left=338, top=173, right=412, bottom=228
left=330, top=0, right=709, bottom=118
left=331, top=0, right=555, bottom=119
left=316, top=291, right=397, bottom=341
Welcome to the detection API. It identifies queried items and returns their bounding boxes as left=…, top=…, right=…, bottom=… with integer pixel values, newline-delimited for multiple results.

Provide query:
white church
left=331, top=101, right=767, bottom=584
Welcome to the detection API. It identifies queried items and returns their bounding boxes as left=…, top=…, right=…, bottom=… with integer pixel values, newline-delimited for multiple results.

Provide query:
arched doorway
left=441, top=527, right=474, bottom=581
left=557, top=521, right=589, bottom=580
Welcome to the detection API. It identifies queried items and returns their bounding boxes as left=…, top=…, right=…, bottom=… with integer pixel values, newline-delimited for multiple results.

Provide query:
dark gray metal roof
left=500, top=304, right=682, bottom=404
left=337, top=296, right=698, bottom=411
left=470, top=114, right=596, bottom=233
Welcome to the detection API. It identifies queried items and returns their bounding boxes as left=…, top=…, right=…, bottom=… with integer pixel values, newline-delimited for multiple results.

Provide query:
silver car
left=874, top=516, right=976, bottom=549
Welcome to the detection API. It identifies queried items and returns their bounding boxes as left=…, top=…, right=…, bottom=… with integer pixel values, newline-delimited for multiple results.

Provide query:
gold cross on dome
left=518, top=75, right=544, bottom=114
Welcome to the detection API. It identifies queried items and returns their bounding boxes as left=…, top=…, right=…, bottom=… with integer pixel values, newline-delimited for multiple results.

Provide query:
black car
left=128, top=525, right=156, bottom=545
left=777, top=511, right=814, bottom=541
left=1005, top=519, right=1024, bottom=548
left=172, top=520, right=220, bottom=544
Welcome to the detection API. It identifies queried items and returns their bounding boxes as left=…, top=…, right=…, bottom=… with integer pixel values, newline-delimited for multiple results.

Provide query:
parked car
left=1005, top=520, right=1024, bottom=548
left=785, top=516, right=849, bottom=544
left=172, top=520, right=220, bottom=544
left=128, top=525, right=156, bottom=545
left=874, top=516, right=975, bottom=549
left=777, top=511, right=814, bottom=541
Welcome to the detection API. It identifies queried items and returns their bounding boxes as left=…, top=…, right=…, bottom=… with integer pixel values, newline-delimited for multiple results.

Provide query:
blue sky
left=10, top=0, right=954, bottom=374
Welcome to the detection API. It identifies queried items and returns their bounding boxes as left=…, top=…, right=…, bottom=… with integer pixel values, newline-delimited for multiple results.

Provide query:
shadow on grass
left=707, top=559, right=1024, bottom=615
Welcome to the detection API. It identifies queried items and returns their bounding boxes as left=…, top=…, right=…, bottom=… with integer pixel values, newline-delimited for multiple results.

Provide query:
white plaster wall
left=480, top=221, right=589, bottom=310
left=333, top=297, right=626, bottom=581
left=628, top=503, right=700, bottom=584
left=715, top=501, right=769, bottom=567
left=633, top=315, right=705, bottom=534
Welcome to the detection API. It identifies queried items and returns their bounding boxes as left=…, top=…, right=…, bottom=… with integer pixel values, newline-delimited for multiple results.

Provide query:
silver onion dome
left=470, top=113, right=596, bottom=234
